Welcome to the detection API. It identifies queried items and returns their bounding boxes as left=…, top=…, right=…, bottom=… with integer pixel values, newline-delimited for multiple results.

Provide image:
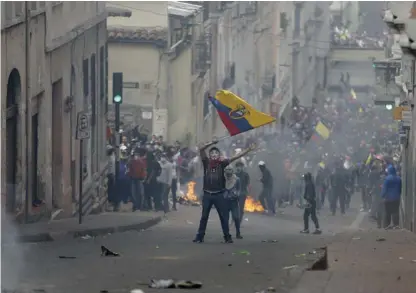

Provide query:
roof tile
left=108, top=26, right=168, bottom=43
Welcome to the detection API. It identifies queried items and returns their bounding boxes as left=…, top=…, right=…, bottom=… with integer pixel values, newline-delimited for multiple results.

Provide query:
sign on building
left=76, top=111, right=90, bottom=140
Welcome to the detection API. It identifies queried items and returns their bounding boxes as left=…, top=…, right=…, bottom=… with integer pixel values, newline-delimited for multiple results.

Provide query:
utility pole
left=24, top=1, right=31, bottom=223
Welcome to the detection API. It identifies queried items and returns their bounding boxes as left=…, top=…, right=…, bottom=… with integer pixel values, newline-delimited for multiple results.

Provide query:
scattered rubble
left=101, top=245, right=120, bottom=257
left=149, top=279, right=202, bottom=289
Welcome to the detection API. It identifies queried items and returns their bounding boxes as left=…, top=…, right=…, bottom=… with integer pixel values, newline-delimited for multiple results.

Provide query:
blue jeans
left=131, top=179, right=143, bottom=210
left=196, top=191, right=230, bottom=238
left=225, top=199, right=241, bottom=235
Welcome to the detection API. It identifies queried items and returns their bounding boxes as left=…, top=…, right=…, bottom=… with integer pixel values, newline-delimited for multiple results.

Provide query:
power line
left=108, top=2, right=334, bottom=48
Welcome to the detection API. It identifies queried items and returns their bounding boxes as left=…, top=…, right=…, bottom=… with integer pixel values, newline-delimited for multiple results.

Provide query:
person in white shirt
left=171, top=154, right=179, bottom=210
left=107, top=145, right=116, bottom=207
left=157, top=153, right=173, bottom=213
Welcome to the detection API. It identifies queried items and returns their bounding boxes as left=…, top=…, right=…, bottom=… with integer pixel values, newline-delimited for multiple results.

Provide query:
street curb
left=15, top=216, right=162, bottom=244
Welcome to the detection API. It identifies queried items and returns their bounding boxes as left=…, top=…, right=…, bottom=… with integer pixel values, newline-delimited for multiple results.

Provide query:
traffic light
left=112, top=72, right=123, bottom=104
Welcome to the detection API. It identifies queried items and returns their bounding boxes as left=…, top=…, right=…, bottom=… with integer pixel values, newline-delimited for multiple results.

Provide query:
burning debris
left=244, top=196, right=265, bottom=213
left=178, top=181, right=201, bottom=206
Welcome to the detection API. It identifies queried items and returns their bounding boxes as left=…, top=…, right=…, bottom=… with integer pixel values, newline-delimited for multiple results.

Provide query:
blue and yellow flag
left=208, top=90, right=276, bottom=136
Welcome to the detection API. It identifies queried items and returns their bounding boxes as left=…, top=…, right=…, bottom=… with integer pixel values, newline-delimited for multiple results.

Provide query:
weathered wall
left=1, top=2, right=108, bottom=220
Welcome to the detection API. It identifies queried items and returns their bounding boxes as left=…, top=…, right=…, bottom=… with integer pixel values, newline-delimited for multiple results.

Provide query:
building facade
left=106, top=1, right=205, bottom=145
left=205, top=2, right=331, bottom=139
left=383, top=3, right=416, bottom=232
left=1, top=1, right=108, bottom=221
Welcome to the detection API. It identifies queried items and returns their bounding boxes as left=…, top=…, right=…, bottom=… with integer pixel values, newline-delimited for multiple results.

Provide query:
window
left=230, top=62, right=235, bottom=81
left=14, top=2, right=23, bottom=17
left=294, top=4, right=301, bottom=38
left=105, top=43, right=108, bottom=114
left=142, top=82, right=152, bottom=91
left=99, top=46, right=104, bottom=100
left=90, top=54, right=96, bottom=172
left=83, top=59, right=89, bottom=97
left=203, top=92, right=210, bottom=117
left=90, top=54, right=96, bottom=125
left=30, top=1, right=37, bottom=11
left=4, top=2, right=12, bottom=21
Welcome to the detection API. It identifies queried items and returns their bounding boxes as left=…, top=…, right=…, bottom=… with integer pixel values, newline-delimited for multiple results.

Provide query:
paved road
left=2, top=199, right=364, bottom=293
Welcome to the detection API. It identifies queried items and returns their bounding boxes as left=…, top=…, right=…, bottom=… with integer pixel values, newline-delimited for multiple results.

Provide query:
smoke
left=1, top=206, right=28, bottom=291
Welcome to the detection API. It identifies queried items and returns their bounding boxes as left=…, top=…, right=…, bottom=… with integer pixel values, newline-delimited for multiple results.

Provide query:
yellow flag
left=315, top=121, right=330, bottom=140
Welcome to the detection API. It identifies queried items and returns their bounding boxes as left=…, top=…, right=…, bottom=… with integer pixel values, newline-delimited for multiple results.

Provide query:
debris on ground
left=282, top=265, right=298, bottom=270
left=237, top=250, right=251, bottom=256
left=246, top=260, right=250, bottom=264
left=376, top=237, right=386, bottom=242
left=261, top=239, right=278, bottom=243
left=81, top=234, right=93, bottom=240
left=149, top=279, right=202, bottom=289
left=58, top=256, right=77, bottom=259
left=185, top=220, right=193, bottom=225
left=352, top=236, right=361, bottom=240
left=244, top=218, right=249, bottom=221
left=294, top=253, right=306, bottom=258
left=255, top=287, right=276, bottom=293
left=156, top=245, right=160, bottom=249
left=101, top=245, right=120, bottom=257
left=130, top=290, right=145, bottom=293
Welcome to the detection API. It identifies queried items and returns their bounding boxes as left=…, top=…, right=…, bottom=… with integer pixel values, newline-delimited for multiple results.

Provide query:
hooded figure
left=258, top=161, right=275, bottom=215
left=223, top=166, right=243, bottom=239
left=381, top=165, right=401, bottom=229
left=301, top=173, right=321, bottom=234
left=235, top=161, right=250, bottom=224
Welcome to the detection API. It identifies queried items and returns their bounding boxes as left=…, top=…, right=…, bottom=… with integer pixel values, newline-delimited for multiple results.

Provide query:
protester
left=223, top=166, right=243, bottom=239
left=235, top=161, right=250, bottom=224
left=157, top=153, right=173, bottom=213
left=381, top=165, right=401, bottom=229
left=169, top=151, right=179, bottom=211
left=258, top=161, right=275, bottom=215
left=107, top=145, right=116, bottom=207
left=193, top=140, right=255, bottom=244
left=127, top=147, right=147, bottom=211
left=301, top=172, right=321, bottom=234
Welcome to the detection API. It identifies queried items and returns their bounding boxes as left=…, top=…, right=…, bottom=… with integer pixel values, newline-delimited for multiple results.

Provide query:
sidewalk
left=290, top=226, right=416, bottom=293
left=4, top=210, right=163, bottom=243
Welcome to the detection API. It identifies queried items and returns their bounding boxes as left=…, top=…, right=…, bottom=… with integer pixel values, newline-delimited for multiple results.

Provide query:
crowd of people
left=106, top=134, right=205, bottom=213
left=106, top=75, right=402, bottom=243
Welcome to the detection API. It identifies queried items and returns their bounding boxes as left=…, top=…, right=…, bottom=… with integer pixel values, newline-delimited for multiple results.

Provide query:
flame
left=244, top=196, right=265, bottom=212
left=184, top=181, right=199, bottom=202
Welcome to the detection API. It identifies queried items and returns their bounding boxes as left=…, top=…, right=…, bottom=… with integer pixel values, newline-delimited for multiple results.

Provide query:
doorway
left=32, top=113, right=39, bottom=204
left=6, top=69, right=21, bottom=213
left=52, top=79, right=63, bottom=208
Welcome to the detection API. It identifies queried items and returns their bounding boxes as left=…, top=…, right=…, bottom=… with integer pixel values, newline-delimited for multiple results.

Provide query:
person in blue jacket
left=381, top=165, right=402, bottom=229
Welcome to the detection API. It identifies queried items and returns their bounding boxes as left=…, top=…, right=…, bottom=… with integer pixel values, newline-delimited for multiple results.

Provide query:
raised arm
left=230, top=143, right=256, bottom=163
left=198, top=139, right=218, bottom=160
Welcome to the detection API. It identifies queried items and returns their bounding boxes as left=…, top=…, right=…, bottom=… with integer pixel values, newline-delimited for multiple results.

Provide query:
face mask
left=209, top=150, right=220, bottom=160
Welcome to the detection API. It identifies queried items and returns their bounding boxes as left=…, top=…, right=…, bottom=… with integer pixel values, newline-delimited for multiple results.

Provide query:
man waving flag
left=208, top=90, right=276, bottom=136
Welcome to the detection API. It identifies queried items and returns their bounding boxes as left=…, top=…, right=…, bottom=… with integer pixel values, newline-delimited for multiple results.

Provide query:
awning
left=168, top=1, right=202, bottom=18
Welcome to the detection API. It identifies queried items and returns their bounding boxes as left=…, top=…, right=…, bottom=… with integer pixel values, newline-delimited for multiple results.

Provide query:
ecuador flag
left=208, top=90, right=276, bottom=136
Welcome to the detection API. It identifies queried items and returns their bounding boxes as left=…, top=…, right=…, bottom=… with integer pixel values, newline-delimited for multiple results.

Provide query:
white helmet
left=258, top=161, right=265, bottom=166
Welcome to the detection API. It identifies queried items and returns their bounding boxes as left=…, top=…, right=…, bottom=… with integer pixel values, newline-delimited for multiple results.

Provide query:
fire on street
left=178, top=181, right=264, bottom=213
